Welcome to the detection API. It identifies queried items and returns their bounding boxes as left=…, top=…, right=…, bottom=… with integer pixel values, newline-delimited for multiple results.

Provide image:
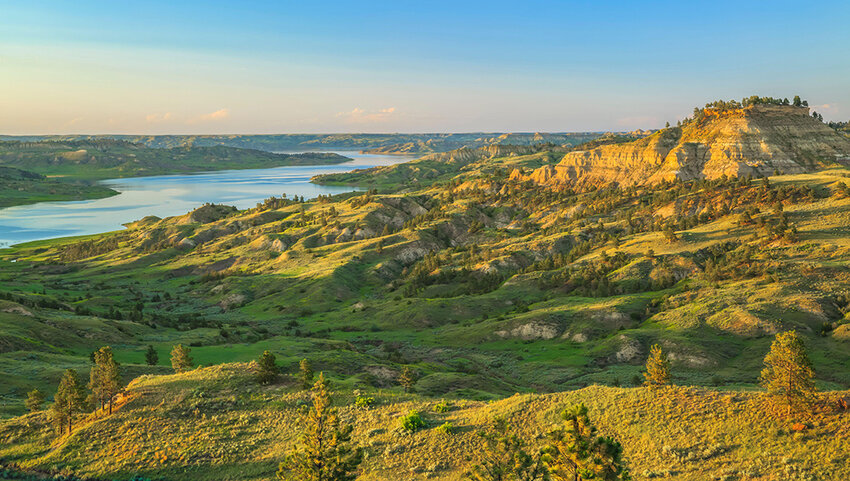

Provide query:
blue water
left=0, top=151, right=413, bottom=247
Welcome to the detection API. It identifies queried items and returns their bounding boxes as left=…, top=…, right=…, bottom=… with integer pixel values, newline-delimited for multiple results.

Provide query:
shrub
left=434, top=399, right=451, bottom=413
left=400, top=410, right=426, bottom=433
left=436, top=421, right=455, bottom=435
left=354, top=395, right=375, bottom=410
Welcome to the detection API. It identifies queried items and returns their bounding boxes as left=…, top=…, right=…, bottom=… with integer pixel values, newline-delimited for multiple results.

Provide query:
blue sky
left=1, top=0, right=848, bottom=134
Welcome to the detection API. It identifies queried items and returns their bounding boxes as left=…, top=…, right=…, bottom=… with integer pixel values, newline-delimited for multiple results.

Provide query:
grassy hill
left=0, top=166, right=116, bottom=208
left=1, top=363, right=847, bottom=480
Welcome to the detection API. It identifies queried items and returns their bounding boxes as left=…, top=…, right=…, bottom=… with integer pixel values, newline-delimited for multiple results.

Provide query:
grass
left=1, top=363, right=847, bottom=480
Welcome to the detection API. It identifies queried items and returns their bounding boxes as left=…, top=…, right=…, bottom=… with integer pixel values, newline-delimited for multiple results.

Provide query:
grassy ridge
left=1, top=363, right=847, bottom=480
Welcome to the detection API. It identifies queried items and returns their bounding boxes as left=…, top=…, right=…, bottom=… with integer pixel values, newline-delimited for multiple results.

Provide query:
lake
left=0, top=151, right=414, bottom=248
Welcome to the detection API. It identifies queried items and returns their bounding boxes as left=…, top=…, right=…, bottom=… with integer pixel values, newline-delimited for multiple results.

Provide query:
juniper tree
left=51, top=369, right=88, bottom=435
left=545, top=404, right=630, bottom=481
left=643, top=344, right=671, bottom=389
left=170, top=344, right=193, bottom=373
left=145, top=345, right=159, bottom=366
left=760, top=330, right=817, bottom=416
left=256, top=350, right=279, bottom=385
left=277, top=373, right=362, bottom=481
left=398, top=366, right=417, bottom=393
left=25, top=388, right=46, bottom=412
left=89, top=346, right=122, bottom=415
left=465, top=416, right=548, bottom=481
left=299, top=358, right=314, bottom=390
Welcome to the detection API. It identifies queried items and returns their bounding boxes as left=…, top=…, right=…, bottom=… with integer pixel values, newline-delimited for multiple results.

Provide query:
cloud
left=145, top=112, right=173, bottom=123
left=336, top=107, right=397, bottom=123
left=187, top=108, right=230, bottom=124
left=813, top=103, right=838, bottom=114
left=199, top=108, right=230, bottom=121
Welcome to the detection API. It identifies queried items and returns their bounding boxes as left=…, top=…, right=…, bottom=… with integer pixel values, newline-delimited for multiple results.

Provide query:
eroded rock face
left=524, top=105, right=850, bottom=187
left=496, top=321, right=561, bottom=340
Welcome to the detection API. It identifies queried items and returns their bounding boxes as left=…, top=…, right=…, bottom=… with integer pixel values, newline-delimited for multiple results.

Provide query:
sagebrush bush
left=436, top=421, right=455, bottom=435
left=434, top=400, right=451, bottom=413
left=400, top=410, right=426, bottom=432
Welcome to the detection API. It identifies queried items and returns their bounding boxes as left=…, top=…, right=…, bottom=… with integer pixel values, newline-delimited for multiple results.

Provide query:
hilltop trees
left=170, top=344, right=193, bottom=373
left=299, top=358, right=314, bottom=390
left=51, top=369, right=87, bottom=435
left=545, top=404, right=630, bottom=481
left=277, top=373, right=362, bottom=481
left=89, top=346, right=122, bottom=415
left=256, top=350, right=279, bottom=385
left=644, top=344, right=671, bottom=388
left=25, top=389, right=46, bottom=412
left=760, top=330, right=817, bottom=416
left=145, top=345, right=159, bottom=366
left=465, top=416, right=548, bottom=481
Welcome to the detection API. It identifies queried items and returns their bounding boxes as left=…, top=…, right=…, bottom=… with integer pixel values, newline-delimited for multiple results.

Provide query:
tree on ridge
left=760, top=330, right=816, bottom=417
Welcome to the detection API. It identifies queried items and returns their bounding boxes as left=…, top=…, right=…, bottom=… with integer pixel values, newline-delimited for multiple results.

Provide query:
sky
left=1, top=0, right=848, bottom=134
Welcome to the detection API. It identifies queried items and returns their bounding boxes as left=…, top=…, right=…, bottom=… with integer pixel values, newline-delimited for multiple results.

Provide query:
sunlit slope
left=1, top=363, right=847, bottom=480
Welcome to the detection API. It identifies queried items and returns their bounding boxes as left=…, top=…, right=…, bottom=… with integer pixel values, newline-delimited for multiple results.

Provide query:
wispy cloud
left=813, top=103, right=838, bottom=114
left=336, top=107, right=397, bottom=123
left=145, top=112, right=173, bottom=123
left=198, top=108, right=230, bottom=121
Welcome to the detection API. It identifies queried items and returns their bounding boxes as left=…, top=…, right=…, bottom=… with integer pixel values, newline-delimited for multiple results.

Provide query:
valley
left=1, top=98, right=849, bottom=480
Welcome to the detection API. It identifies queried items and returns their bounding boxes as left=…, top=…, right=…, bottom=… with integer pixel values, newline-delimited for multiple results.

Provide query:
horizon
left=2, top=1, right=848, bottom=135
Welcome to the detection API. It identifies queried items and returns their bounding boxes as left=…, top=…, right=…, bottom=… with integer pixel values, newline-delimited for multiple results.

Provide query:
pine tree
left=644, top=344, right=671, bottom=388
left=51, top=369, right=88, bottom=435
left=25, top=389, right=46, bottom=412
left=145, top=345, right=159, bottom=366
left=545, top=404, right=630, bottom=481
left=277, top=373, right=362, bottom=481
left=89, top=346, right=122, bottom=415
left=398, top=366, right=417, bottom=393
left=760, top=330, right=817, bottom=416
left=170, top=344, right=193, bottom=373
left=256, top=350, right=279, bottom=385
left=299, top=358, right=314, bottom=390
left=465, top=416, right=548, bottom=481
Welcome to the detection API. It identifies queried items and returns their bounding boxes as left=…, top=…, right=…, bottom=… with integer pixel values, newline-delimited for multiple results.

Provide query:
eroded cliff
left=525, top=104, right=850, bottom=187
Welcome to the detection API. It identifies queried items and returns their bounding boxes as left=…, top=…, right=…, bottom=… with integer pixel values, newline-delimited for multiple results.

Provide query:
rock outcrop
left=523, top=105, right=850, bottom=187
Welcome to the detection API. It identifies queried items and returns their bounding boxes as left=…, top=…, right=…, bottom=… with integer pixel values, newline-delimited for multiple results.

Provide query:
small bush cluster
left=399, top=410, right=426, bottom=433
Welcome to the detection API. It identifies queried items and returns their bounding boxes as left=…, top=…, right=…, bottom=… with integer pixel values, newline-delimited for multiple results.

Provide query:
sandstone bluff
left=519, top=104, right=850, bottom=187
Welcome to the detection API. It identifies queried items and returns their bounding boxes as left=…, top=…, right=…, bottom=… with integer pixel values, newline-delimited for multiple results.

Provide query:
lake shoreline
left=0, top=152, right=415, bottom=248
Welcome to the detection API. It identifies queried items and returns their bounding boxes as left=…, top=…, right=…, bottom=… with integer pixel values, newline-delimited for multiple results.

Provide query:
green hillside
left=0, top=166, right=116, bottom=208
left=2, top=363, right=847, bottom=480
